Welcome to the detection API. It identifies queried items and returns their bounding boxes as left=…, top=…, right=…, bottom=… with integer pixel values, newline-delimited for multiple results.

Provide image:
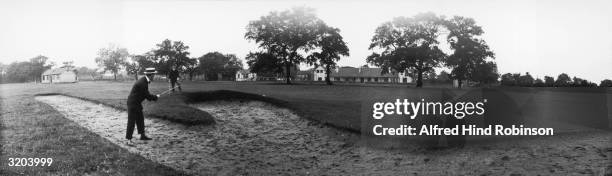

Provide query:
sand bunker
left=34, top=95, right=352, bottom=175
left=35, top=95, right=611, bottom=175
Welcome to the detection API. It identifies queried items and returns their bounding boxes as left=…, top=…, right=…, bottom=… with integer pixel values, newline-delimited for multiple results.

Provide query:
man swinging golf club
left=126, top=67, right=159, bottom=142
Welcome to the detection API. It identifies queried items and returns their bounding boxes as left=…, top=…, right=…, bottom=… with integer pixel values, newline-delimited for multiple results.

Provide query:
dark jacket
left=169, top=70, right=180, bottom=81
left=127, top=76, right=157, bottom=109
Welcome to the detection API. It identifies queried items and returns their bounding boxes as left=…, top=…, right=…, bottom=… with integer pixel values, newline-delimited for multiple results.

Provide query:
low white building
left=313, top=66, right=413, bottom=83
left=41, top=68, right=78, bottom=83
left=235, top=69, right=257, bottom=81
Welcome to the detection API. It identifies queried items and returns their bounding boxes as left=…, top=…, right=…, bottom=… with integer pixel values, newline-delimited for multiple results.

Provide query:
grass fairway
left=1, top=81, right=611, bottom=175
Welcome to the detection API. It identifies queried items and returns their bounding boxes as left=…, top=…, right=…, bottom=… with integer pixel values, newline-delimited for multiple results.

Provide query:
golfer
left=168, top=67, right=182, bottom=92
left=126, top=67, right=159, bottom=141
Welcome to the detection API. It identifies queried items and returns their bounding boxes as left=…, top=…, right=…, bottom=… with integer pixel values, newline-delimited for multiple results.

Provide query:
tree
left=95, top=45, right=129, bottom=80
left=29, top=55, right=53, bottom=82
left=600, top=79, right=612, bottom=87
left=367, top=12, right=446, bottom=87
left=245, top=7, right=322, bottom=84
left=518, top=72, right=534, bottom=86
left=444, top=16, right=495, bottom=88
left=60, top=61, right=75, bottom=70
left=570, top=77, right=596, bottom=87
left=472, top=61, right=499, bottom=85
left=124, top=54, right=155, bottom=80
left=172, top=41, right=191, bottom=72
left=306, top=23, right=349, bottom=85
left=123, top=57, right=140, bottom=80
left=151, top=39, right=173, bottom=74
left=151, top=39, right=192, bottom=76
left=224, top=54, right=244, bottom=81
left=198, top=52, right=243, bottom=81
left=5, top=61, right=31, bottom=83
left=76, top=66, right=98, bottom=80
left=246, top=51, right=284, bottom=78
left=183, top=57, right=199, bottom=81
left=572, top=76, right=584, bottom=87
left=555, top=73, right=571, bottom=87
left=544, top=76, right=555, bottom=87
left=424, top=71, right=437, bottom=82
left=437, top=70, right=451, bottom=83
left=500, top=73, right=517, bottom=86
left=534, top=78, right=544, bottom=87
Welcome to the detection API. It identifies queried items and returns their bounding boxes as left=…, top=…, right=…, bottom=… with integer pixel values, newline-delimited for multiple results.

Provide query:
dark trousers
left=170, top=80, right=181, bottom=91
left=126, top=107, right=145, bottom=139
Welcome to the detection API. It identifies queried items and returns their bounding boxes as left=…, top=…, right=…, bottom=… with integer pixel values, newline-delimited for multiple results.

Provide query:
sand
left=35, top=95, right=611, bottom=175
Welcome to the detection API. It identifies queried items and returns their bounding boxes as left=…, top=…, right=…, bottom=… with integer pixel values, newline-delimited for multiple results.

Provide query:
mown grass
left=23, top=81, right=612, bottom=133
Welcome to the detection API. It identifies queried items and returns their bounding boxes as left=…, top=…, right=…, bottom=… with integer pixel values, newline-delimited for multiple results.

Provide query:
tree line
left=245, top=8, right=497, bottom=87
left=0, top=40, right=245, bottom=83
left=94, top=40, right=243, bottom=81
left=3, top=7, right=610, bottom=87
left=500, top=72, right=612, bottom=87
left=0, top=55, right=53, bottom=83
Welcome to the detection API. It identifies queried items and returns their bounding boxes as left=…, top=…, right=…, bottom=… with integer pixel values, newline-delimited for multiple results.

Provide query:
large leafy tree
left=0, top=55, right=52, bottom=83
left=367, top=12, right=446, bottom=87
left=5, top=61, right=32, bottom=83
left=172, top=41, right=191, bottom=71
left=518, top=72, right=534, bottom=86
left=198, top=52, right=243, bottom=81
left=555, top=73, right=571, bottom=87
left=246, top=50, right=284, bottom=77
left=544, top=76, right=555, bottom=87
left=245, top=7, right=322, bottom=84
left=500, top=73, right=515, bottom=86
left=307, top=23, right=349, bottom=85
left=124, top=54, right=155, bottom=80
left=95, top=45, right=129, bottom=80
left=183, top=57, right=200, bottom=81
left=29, top=55, right=53, bottom=82
left=444, top=16, right=496, bottom=88
left=151, top=39, right=191, bottom=75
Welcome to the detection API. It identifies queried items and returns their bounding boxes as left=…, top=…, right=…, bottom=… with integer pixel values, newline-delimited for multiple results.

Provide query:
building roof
left=42, top=68, right=75, bottom=75
left=329, top=67, right=396, bottom=78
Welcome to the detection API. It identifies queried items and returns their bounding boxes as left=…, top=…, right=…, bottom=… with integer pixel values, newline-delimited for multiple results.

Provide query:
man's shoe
left=140, top=135, right=152, bottom=140
left=126, top=139, right=135, bottom=146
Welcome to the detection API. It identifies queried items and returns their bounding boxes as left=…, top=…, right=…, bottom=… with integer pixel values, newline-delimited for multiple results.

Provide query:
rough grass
left=1, top=84, right=187, bottom=175
left=144, top=93, right=215, bottom=125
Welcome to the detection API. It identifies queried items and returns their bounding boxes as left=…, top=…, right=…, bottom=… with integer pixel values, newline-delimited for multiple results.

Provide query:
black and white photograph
left=1, top=0, right=611, bottom=175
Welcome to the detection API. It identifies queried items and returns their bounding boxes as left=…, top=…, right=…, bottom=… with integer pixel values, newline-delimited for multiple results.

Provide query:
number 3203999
left=8, top=158, right=53, bottom=166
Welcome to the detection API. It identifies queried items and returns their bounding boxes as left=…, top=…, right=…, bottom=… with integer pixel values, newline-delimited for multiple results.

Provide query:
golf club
left=157, top=88, right=175, bottom=96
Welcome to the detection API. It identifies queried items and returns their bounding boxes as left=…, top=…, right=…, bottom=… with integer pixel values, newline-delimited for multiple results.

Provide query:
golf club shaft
left=158, top=88, right=174, bottom=96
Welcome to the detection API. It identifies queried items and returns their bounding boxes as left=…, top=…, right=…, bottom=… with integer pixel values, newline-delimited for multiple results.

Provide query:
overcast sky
left=1, top=0, right=611, bottom=82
